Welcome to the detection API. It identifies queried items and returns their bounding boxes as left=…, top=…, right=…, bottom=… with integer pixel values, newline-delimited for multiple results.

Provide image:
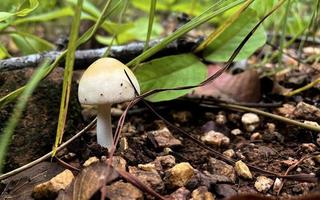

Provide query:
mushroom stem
left=96, top=104, right=113, bottom=149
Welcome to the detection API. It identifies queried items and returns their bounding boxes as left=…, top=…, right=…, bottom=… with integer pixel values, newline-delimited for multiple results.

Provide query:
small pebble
left=129, top=166, right=164, bottom=191
left=166, top=162, right=194, bottom=188
left=168, top=187, right=190, bottom=200
left=32, top=170, right=74, bottom=199
left=107, top=156, right=127, bottom=171
left=216, top=112, right=227, bottom=125
left=235, top=160, right=252, bottom=179
left=231, top=129, right=242, bottom=136
left=104, top=181, right=143, bottom=200
left=208, top=158, right=236, bottom=183
left=201, top=131, right=230, bottom=148
left=250, top=132, right=262, bottom=141
left=254, top=176, right=274, bottom=193
left=150, top=127, right=182, bottom=148
left=83, top=156, right=99, bottom=167
left=241, top=113, right=260, bottom=132
left=300, top=143, right=317, bottom=153
left=192, top=186, right=215, bottom=200
left=223, top=149, right=235, bottom=158
left=273, top=178, right=282, bottom=192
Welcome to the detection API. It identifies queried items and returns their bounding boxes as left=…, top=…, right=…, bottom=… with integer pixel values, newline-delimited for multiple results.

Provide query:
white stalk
left=96, top=104, right=113, bottom=150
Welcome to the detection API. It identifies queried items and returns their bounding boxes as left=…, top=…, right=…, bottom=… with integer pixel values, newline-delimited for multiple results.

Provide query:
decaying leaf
left=57, top=162, right=119, bottom=200
left=192, top=65, right=261, bottom=102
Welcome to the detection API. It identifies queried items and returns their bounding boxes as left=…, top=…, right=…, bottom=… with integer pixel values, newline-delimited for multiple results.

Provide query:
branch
left=0, top=38, right=200, bottom=71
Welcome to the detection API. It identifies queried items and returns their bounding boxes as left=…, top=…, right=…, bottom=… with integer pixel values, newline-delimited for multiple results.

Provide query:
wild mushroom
left=78, top=58, right=140, bottom=150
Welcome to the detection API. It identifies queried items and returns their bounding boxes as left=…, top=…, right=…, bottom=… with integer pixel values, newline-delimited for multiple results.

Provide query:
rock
left=215, top=112, right=227, bottom=125
left=275, top=104, right=295, bottom=118
left=172, top=111, right=192, bottom=123
left=83, top=156, right=99, bottom=167
left=138, top=163, right=157, bottom=172
left=294, top=102, right=320, bottom=120
left=266, top=123, right=276, bottom=133
left=128, top=166, right=164, bottom=192
left=241, top=113, right=260, bottom=132
left=166, top=162, right=194, bottom=188
left=300, top=143, right=317, bottom=153
left=231, top=128, right=242, bottom=136
left=201, top=131, right=230, bottom=148
left=107, top=156, right=127, bottom=171
left=187, top=170, right=232, bottom=190
left=254, top=176, right=274, bottom=193
left=235, top=160, right=252, bottom=179
left=155, top=155, right=176, bottom=170
left=32, top=169, right=74, bottom=199
left=104, top=181, right=143, bottom=200
left=149, top=127, right=182, bottom=148
left=273, top=178, right=282, bottom=192
left=223, top=149, right=235, bottom=158
left=191, top=186, right=215, bottom=200
left=168, top=187, right=190, bottom=200
left=250, top=132, right=262, bottom=141
left=207, top=158, right=236, bottom=182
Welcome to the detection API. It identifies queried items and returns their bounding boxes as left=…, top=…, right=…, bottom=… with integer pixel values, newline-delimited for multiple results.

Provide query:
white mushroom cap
left=78, top=58, right=140, bottom=105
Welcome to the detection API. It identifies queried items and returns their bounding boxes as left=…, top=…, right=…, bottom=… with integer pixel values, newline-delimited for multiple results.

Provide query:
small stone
left=83, top=156, right=99, bottom=167
left=129, top=166, right=164, bottom=192
left=235, top=160, right=252, bottom=179
left=216, top=112, right=227, bottom=125
left=192, top=186, right=215, bottom=200
left=155, top=155, right=176, bottom=169
left=32, top=169, right=74, bottom=199
left=173, top=111, right=192, bottom=123
left=119, top=137, right=129, bottom=151
left=138, top=163, right=157, bottom=172
left=207, top=158, right=236, bottom=182
left=266, top=123, right=276, bottom=133
left=201, top=131, right=230, bottom=148
left=231, top=129, right=242, bottom=136
left=111, top=107, right=124, bottom=117
left=273, top=178, right=282, bottom=192
left=104, top=181, right=143, bottom=200
left=254, top=176, right=274, bottom=193
left=223, top=149, right=235, bottom=158
left=313, top=154, right=320, bottom=164
left=294, top=102, right=320, bottom=120
left=241, top=113, right=260, bottom=132
left=108, top=156, right=127, bottom=171
left=300, top=143, right=317, bottom=153
left=275, top=104, right=295, bottom=118
left=150, top=127, right=182, bottom=148
left=168, top=187, right=190, bottom=200
left=250, top=132, right=262, bottom=141
left=166, top=162, right=194, bottom=188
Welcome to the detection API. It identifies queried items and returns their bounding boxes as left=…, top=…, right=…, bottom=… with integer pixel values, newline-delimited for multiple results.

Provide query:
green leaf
left=135, top=54, right=207, bottom=102
left=203, top=8, right=266, bottom=62
left=10, top=32, right=54, bottom=54
left=13, top=7, right=74, bottom=25
left=0, top=43, right=11, bottom=59
left=116, top=17, right=163, bottom=44
left=0, top=12, right=14, bottom=22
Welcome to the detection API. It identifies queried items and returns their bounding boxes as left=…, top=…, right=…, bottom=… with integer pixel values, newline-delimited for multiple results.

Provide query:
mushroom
left=78, top=58, right=140, bottom=150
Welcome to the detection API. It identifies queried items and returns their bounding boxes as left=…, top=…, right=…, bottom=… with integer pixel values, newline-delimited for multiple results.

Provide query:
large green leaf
left=135, top=54, right=207, bottom=102
left=203, top=8, right=266, bottom=62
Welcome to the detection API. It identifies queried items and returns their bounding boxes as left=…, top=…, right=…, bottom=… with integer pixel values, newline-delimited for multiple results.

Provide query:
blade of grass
left=143, top=0, right=157, bottom=51
left=278, top=0, right=291, bottom=65
left=128, top=0, right=247, bottom=68
left=53, top=0, right=84, bottom=156
left=194, top=0, right=254, bottom=52
left=0, top=60, right=50, bottom=173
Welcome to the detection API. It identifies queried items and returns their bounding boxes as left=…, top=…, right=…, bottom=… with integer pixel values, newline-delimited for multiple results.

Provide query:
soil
left=0, top=65, right=320, bottom=200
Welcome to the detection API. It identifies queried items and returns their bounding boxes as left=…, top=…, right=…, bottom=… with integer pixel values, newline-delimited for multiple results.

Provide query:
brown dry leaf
left=57, top=162, right=119, bottom=200
left=192, top=65, right=261, bottom=102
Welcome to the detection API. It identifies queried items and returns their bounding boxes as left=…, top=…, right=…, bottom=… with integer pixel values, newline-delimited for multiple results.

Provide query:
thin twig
left=0, top=119, right=96, bottom=181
